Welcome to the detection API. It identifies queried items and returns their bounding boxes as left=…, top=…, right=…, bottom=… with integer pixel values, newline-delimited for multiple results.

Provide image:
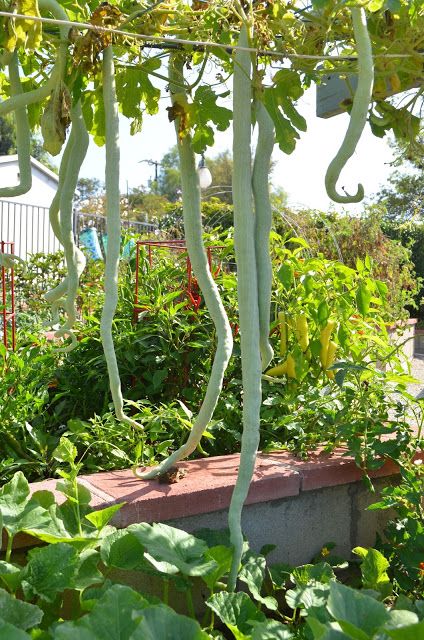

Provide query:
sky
left=77, top=83, right=397, bottom=215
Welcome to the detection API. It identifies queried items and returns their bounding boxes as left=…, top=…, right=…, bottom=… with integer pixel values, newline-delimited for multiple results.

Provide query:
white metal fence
left=0, top=200, right=157, bottom=259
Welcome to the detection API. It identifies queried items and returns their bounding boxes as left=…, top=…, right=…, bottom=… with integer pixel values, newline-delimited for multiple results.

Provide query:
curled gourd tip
left=325, top=176, right=365, bottom=204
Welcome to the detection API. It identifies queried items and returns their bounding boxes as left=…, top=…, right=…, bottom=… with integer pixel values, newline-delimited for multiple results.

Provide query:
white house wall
left=0, top=157, right=61, bottom=258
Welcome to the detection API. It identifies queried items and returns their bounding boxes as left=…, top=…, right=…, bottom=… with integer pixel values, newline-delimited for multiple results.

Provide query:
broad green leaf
left=22, top=543, right=79, bottom=602
left=0, top=620, right=31, bottom=639
left=286, top=584, right=330, bottom=611
left=54, top=584, right=148, bottom=640
left=130, top=604, right=209, bottom=639
left=0, top=587, right=43, bottom=630
left=53, top=437, right=78, bottom=465
left=74, top=549, right=103, bottom=590
left=291, top=563, right=335, bottom=587
left=387, top=610, right=419, bottom=628
left=84, top=503, right=124, bottom=531
left=239, top=552, right=278, bottom=610
left=327, top=581, right=390, bottom=636
left=100, top=530, right=145, bottom=570
left=0, top=472, right=30, bottom=518
left=207, top=591, right=265, bottom=639
left=264, top=88, right=299, bottom=155
left=201, top=545, right=233, bottom=590
left=317, top=301, right=330, bottom=326
left=352, top=547, right=392, bottom=598
left=129, top=523, right=215, bottom=576
left=385, top=620, right=424, bottom=639
left=280, top=97, right=307, bottom=132
left=0, top=561, right=22, bottom=592
left=249, top=619, right=294, bottom=639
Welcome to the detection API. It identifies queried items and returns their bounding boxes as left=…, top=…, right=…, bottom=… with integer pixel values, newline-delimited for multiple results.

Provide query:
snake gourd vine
left=227, top=23, right=263, bottom=591
left=134, top=54, right=233, bottom=480
left=252, top=98, right=275, bottom=371
left=324, top=7, right=374, bottom=204
left=101, top=45, right=143, bottom=431
left=0, top=52, right=31, bottom=198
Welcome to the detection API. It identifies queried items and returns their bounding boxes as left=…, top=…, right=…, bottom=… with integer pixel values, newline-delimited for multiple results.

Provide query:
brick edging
left=28, top=449, right=403, bottom=530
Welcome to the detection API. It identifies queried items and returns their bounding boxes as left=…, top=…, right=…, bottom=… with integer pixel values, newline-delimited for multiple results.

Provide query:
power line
left=0, top=10, right=423, bottom=62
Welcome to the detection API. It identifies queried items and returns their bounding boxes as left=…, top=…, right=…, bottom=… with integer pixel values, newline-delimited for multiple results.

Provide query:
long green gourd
left=252, top=98, right=275, bottom=371
left=0, top=52, right=32, bottom=198
left=227, top=23, right=263, bottom=591
left=0, top=0, right=68, bottom=117
left=101, top=45, right=143, bottom=431
left=44, top=111, right=78, bottom=317
left=53, top=102, right=88, bottom=352
left=325, top=7, right=374, bottom=204
left=134, top=54, right=233, bottom=480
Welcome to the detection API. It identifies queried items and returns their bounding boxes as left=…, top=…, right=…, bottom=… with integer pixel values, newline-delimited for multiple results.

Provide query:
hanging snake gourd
left=0, top=52, right=32, bottom=198
left=252, top=98, right=275, bottom=371
left=101, top=45, right=143, bottom=431
left=0, top=0, right=68, bottom=117
left=325, top=7, right=374, bottom=204
left=228, top=23, right=263, bottom=591
left=134, top=54, right=233, bottom=480
left=53, top=102, right=88, bottom=352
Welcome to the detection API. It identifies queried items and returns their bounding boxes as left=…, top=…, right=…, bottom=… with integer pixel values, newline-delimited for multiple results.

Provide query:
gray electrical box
left=317, top=72, right=422, bottom=119
left=316, top=73, right=358, bottom=119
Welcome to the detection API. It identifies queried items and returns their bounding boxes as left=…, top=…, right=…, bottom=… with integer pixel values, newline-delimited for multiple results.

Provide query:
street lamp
left=197, top=153, right=213, bottom=189
left=139, top=158, right=161, bottom=192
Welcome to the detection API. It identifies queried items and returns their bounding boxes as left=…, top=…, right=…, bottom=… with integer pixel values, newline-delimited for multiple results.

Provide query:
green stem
left=5, top=533, right=14, bottom=563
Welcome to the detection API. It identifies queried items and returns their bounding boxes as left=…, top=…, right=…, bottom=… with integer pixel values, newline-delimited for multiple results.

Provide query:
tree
left=376, top=170, right=423, bottom=221
left=0, top=115, right=15, bottom=155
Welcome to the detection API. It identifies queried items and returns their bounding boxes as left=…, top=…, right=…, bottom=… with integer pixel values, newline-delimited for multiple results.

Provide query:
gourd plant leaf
left=0, top=472, right=52, bottom=538
left=353, top=547, right=392, bottom=599
left=190, top=85, right=232, bottom=154
left=73, top=549, right=104, bottom=591
left=0, top=561, right=22, bottom=592
left=263, top=88, right=299, bottom=155
left=100, top=530, right=145, bottom=570
left=201, top=545, right=233, bottom=591
left=326, top=581, right=391, bottom=637
left=128, top=523, right=217, bottom=576
left=249, top=619, right=294, bottom=639
left=239, top=551, right=278, bottom=611
left=54, top=585, right=149, bottom=640
left=206, top=591, right=265, bottom=640
left=84, top=503, right=124, bottom=531
left=21, top=543, right=79, bottom=602
left=0, top=621, right=31, bottom=640
left=385, top=620, right=424, bottom=639
left=129, top=604, right=209, bottom=639
left=0, top=587, right=43, bottom=630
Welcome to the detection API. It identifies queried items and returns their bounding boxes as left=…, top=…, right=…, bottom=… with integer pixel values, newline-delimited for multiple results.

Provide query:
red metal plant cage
left=133, top=239, right=225, bottom=322
left=1, top=240, right=16, bottom=352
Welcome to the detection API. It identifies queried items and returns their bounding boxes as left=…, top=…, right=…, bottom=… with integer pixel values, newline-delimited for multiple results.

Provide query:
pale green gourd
left=227, top=23, right=263, bottom=591
left=325, top=7, right=374, bottom=204
left=252, top=98, right=275, bottom=371
left=0, top=51, right=32, bottom=198
left=0, top=0, right=68, bottom=117
left=134, top=53, right=233, bottom=480
left=53, top=102, right=88, bottom=352
left=101, top=45, right=143, bottom=431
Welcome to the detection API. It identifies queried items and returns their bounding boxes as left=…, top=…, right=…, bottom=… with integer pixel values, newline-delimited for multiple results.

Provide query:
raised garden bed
left=23, top=449, right=402, bottom=566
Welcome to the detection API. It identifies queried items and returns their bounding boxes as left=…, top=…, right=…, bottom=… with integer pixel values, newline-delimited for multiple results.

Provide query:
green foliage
left=0, top=467, right=421, bottom=638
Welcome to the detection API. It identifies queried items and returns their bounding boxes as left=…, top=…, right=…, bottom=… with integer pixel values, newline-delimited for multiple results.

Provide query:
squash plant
left=0, top=0, right=423, bottom=588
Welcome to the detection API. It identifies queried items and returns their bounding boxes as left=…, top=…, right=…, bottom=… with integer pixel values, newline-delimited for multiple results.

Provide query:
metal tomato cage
left=0, top=241, right=16, bottom=351
left=133, top=239, right=224, bottom=322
